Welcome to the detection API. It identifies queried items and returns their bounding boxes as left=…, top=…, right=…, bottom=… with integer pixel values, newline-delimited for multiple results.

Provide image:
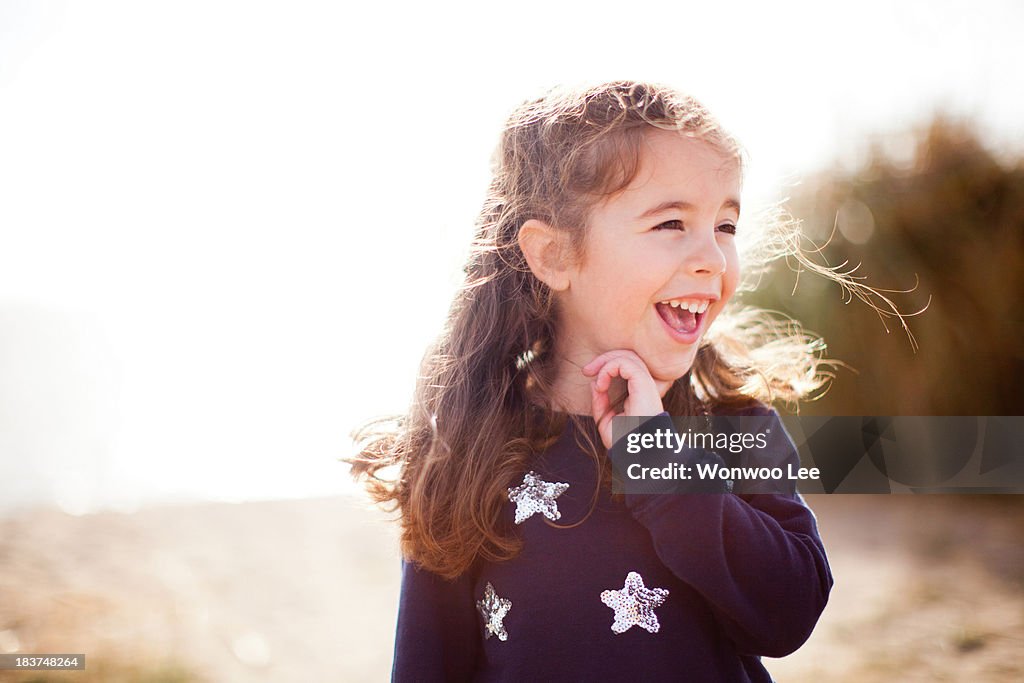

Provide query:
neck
left=547, top=357, right=623, bottom=417
left=544, top=336, right=632, bottom=416
left=541, top=334, right=678, bottom=417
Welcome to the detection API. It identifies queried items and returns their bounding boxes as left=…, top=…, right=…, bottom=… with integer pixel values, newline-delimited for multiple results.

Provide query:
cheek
left=723, top=249, right=741, bottom=299
left=704, top=249, right=740, bottom=330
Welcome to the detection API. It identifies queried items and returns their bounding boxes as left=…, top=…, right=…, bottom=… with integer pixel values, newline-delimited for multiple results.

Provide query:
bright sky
left=1, top=0, right=1022, bottom=514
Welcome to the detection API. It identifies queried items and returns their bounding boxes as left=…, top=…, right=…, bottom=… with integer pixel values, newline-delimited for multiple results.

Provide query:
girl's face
left=557, top=129, right=742, bottom=384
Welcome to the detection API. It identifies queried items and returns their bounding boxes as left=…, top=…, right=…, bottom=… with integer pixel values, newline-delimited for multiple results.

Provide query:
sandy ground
left=0, top=495, right=1021, bottom=682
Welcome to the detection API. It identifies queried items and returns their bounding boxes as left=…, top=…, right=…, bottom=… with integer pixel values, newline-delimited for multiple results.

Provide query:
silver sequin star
left=507, top=471, right=569, bottom=524
left=600, top=571, right=670, bottom=634
left=476, top=582, right=512, bottom=641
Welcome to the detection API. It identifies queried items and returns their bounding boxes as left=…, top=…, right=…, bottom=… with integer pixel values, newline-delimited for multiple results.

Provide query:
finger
left=597, top=417, right=614, bottom=450
left=595, top=362, right=616, bottom=392
left=595, top=356, right=663, bottom=417
left=591, top=377, right=621, bottom=429
left=591, top=380, right=611, bottom=424
left=592, top=384, right=616, bottom=449
left=612, top=357, right=658, bottom=396
left=582, top=351, right=619, bottom=375
left=596, top=356, right=647, bottom=390
left=582, top=349, right=645, bottom=376
left=594, top=363, right=635, bottom=424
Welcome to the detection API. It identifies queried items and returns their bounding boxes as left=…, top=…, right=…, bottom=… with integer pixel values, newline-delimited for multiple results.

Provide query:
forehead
left=600, top=129, right=741, bottom=215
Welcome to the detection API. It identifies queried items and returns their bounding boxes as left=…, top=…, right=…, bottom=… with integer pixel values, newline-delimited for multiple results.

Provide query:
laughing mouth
left=655, top=298, right=713, bottom=334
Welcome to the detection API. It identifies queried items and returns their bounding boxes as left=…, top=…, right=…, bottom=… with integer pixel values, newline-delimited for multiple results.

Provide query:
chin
left=648, top=358, right=696, bottom=385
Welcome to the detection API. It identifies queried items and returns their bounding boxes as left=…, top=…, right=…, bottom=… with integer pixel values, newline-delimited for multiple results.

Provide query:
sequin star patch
left=507, top=471, right=569, bottom=524
left=477, top=582, right=512, bottom=641
left=600, top=571, right=670, bottom=634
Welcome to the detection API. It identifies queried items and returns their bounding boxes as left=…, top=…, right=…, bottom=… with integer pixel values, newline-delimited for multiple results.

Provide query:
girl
left=351, top=81, right=835, bottom=682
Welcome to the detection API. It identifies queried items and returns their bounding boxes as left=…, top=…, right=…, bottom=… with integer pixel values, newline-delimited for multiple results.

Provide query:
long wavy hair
left=348, top=81, right=900, bottom=579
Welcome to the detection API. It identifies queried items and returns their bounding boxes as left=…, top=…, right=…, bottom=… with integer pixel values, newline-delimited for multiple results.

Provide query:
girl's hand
left=582, top=350, right=668, bottom=449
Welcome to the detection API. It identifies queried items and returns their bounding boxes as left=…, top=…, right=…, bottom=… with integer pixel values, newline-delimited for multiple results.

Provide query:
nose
left=684, top=230, right=727, bottom=277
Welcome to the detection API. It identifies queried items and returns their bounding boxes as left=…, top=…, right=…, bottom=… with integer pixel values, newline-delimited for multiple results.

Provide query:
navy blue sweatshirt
left=392, top=405, right=833, bottom=681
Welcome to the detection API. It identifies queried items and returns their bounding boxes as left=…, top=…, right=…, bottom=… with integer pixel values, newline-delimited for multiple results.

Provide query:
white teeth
left=659, top=298, right=713, bottom=313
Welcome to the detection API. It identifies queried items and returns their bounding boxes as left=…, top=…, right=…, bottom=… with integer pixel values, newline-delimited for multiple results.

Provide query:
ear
left=517, top=219, right=573, bottom=292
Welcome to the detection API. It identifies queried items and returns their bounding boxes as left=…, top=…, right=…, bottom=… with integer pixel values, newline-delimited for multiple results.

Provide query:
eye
left=653, top=219, right=738, bottom=234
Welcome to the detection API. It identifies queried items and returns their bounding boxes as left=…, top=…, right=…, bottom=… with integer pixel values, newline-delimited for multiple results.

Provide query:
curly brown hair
left=348, top=81, right=849, bottom=579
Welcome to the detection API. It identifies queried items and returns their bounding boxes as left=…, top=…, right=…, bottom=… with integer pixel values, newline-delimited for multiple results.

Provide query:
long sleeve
left=392, top=558, right=480, bottom=682
left=620, top=411, right=833, bottom=658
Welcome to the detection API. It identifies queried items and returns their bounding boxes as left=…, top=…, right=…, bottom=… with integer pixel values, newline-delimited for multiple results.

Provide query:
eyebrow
left=637, top=198, right=742, bottom=219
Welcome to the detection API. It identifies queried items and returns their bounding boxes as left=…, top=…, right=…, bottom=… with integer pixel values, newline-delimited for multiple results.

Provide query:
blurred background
left=749, top=114, right=1024, bottom=417
left=1, top=0, right=1022, bottom=681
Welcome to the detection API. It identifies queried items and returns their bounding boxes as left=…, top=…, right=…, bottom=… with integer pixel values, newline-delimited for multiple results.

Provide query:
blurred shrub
left=748, top=114, right=1024, bottom=415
